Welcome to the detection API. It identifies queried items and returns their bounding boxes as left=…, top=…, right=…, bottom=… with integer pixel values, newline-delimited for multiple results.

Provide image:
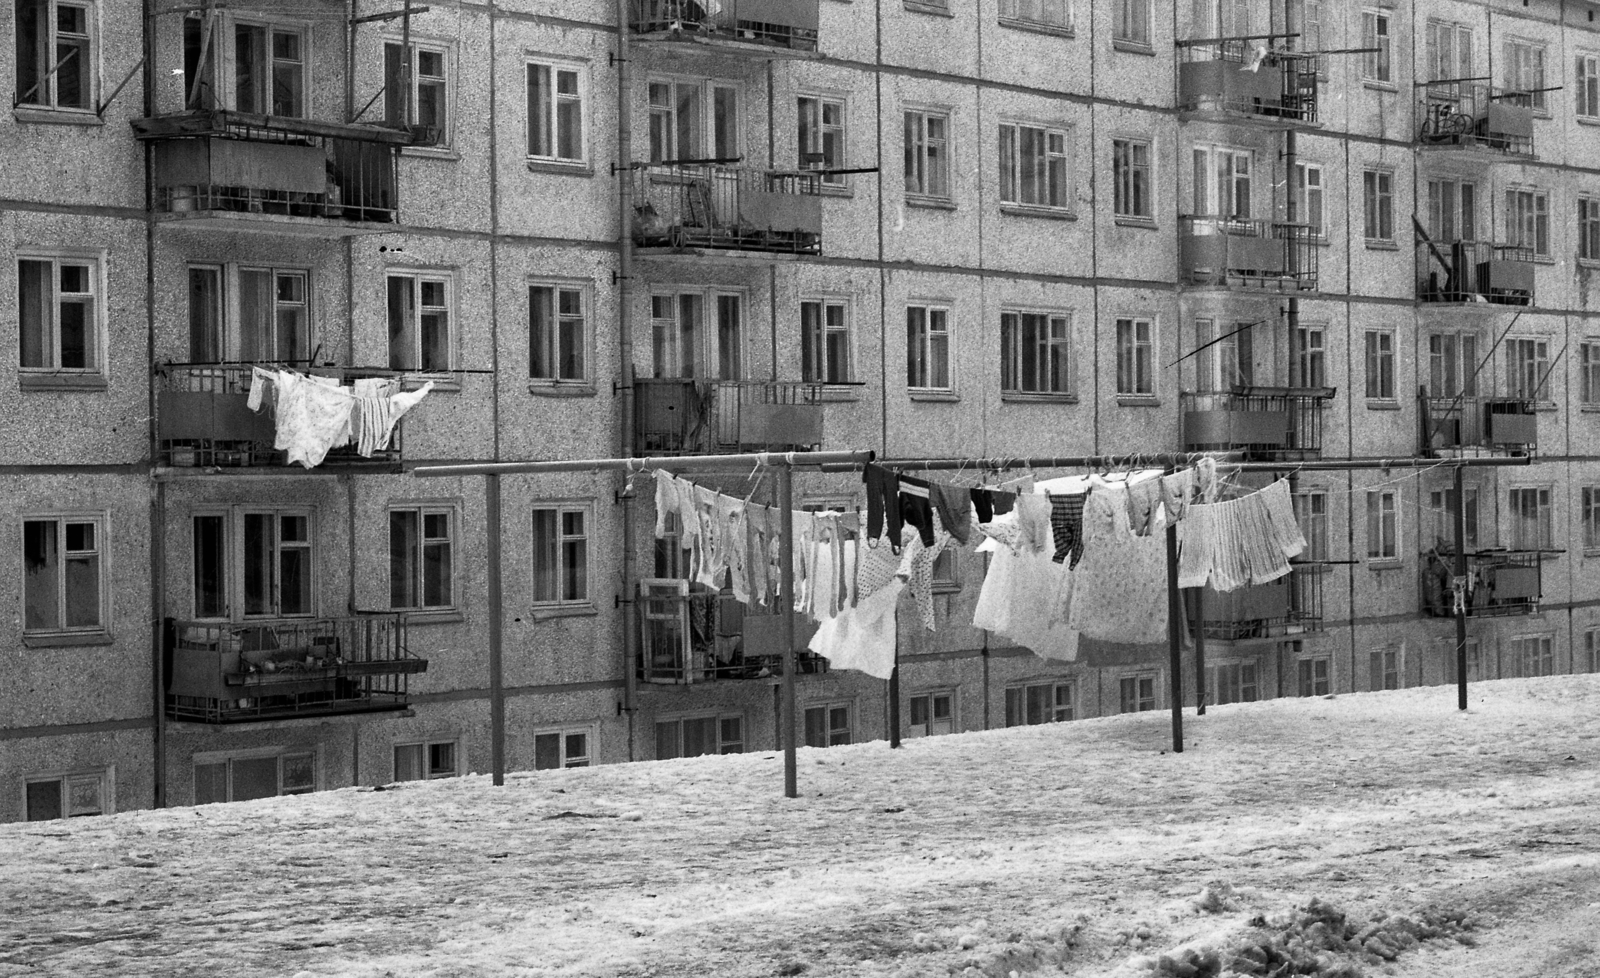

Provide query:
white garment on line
left=808, top=578, right=904, bottom=680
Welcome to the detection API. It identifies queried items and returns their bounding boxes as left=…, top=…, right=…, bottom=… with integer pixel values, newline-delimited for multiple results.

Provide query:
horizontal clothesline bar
left=818, top=453, right=1241, bottom=473
left=411, top=449, right=877, bottom=478
left=1228, top=455, right=1533, bottom=473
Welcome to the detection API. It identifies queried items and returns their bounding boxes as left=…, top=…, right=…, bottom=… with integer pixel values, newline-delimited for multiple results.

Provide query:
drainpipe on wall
left=616, top=0, right=639, bottom=759
left=143, top=0, right=166, bottom=810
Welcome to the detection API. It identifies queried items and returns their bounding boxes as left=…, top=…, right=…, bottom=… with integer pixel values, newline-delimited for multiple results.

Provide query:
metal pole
left=413, top=449, right=875, bottom=478
left=1167, top=511, right=1184, bottom=753
left=1194, top=586, right=1206, bottom=715
left=777, top=462, right=798, bottom=798
left=1454, top=463, right=1469, bottom=711
left=615, top=0, right=639, bottom=758
left=486, top=473, right=505, bottom=786
left=888, top=632, right=901, bottom=749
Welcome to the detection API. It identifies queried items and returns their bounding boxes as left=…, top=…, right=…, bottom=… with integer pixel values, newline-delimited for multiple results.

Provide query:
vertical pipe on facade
left=874, top=0, right=887, bottom=458
left=1283, top=0, right=1299, bottom=391
left=487, top=473, right=505, bottom=785
left=616, top=0, right=639, bottom=749
left=489, top=2, right=503, bottom=461
left=1454, top=463, right=1469, bottom=709
left=143, top=0, right=165, bottom=809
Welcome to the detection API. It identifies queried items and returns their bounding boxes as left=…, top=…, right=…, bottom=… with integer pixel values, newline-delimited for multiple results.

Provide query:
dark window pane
left=231, top=756, right=279, bottom=801
left=23, top=520, right=58, bottom=631
left=25, top=780, right=61, bottom=821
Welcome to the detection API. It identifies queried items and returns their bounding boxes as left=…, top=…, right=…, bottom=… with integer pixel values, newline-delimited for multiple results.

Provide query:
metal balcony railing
left=1181, top=387, right=1334, bottom=460
left=1416, top=239, right=1535, bottom=305
left=156, top=364, right=407, bottom=469
left=1419, top=390, right=1538, bottom=456
left=629, top=0, right=820, bottom=52
left=634, top=378, right=825, bottom=455
left=1420, top=549, right=1542, bottom=618
left=1178, top=216, right=1318, bottom=292
left=1417, top=81, right=1536, bottom=156
left=637, top=581, right=829, bottom=684
left=633, top=163, right=823, bottom=255
left=165, top=614, right=426, bottom=723
left=1198, top=566, right=1323, bottom=642
left=1176, top=39, right=1319, bottom=125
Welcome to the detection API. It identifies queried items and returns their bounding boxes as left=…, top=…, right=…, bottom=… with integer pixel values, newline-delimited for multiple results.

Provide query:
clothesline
left=246, top=366, right=434, bottom=469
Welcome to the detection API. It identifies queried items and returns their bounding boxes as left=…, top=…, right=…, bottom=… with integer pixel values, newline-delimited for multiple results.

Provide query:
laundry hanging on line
left=246, top=367, right=434, bottom=468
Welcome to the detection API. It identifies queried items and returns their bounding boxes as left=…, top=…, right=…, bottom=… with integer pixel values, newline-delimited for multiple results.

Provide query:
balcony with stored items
left=638, top=581, right=829, bottom=685
left=1416, top=239, right=1534, bottom=306
left=632, top=163, right=823, bottom=258
left=155, top=364, right=411, bottom=472
left=1178, top=216, right=1317, bottom=292
left=1176, top=38, right=1320, bottom=127
left=1196, top=565, right=1324, bottom=644
left=1418, top=390, right=1537, bottom=457
left=165, top=615, right=427, bottom=724
left=634, top=378, right=828, bottom=456
left=628, top=0, right=819, bottom=57
left=1416, top=82, right=1536, bottom=158
left=1420, top=549, right=1542, bottom=619
left=1181, top=387, right=1335, bottom=461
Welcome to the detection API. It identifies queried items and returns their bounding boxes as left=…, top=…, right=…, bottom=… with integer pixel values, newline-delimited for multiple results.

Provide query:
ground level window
left=907, top=691, right=955, bottom=737
left=1208, top=661, right=1259, bottom=705
left=1297, top=656, right=1330, bottom=696
left=393, top=740, right=459, bottom=781
left=1368, top=647, right=1400, bottom=690
left=656, top=715, right=742, bottom=759
left=1005, top=683, right=1074, bottom=726
left=535, top=729, right=592, bottom=770
left=25, top=770, right=107, bottom=820
left=1118, top=675, right=1156, bottom=713
left=194, top=751, right=315, bottom=804
left=804, top=703, right=852, bottom=747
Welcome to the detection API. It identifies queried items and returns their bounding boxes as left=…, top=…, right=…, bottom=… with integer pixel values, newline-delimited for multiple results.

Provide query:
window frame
left=1427, top=486, right=1480, bottom=552
left=528, top=278, right=592, bottom=386
left=1584, top=628, right=1600, bottom=673
left=193, top=747, right=317, bottom=805
left=1364, top=329, right=1395, bottom=401
left=1004, top=682, right=1075, bottom=726
left=1581, top=198, right=1600, bottom=263
left=17, top=250, right=105, bottom=383
left=1293, top=161, right=1324, bottom=236
left=1426, top=178, right=1477, bottom=245
left=385, top=269, right=455, bottom=375
left=907, top=689, right=957, bottom=737
left=1503, top=187, right=1550, bottom=258
left=534, top=725, right=596, bottom=769
left=1578, top=52, right=1600, bottom=120
left=384, top=37, right=453, bottom=148
left=1113, top=0, right=1151, bottom=47
left=1194, top=317, right=1254, bottom=393
left=1505, top=336, right=1551, bottom=402
left=1580, top=341, right=1600, bottom=405
left=1112, top=137, right=1153, bottom=221
left=905, top=302, right=953, bottom=393
left=1506, top=485, right=1553, bottom=551
left=801, top=296, right=853, bottom=386
left=1583, top=486, right=1600, bottom=552
left=647, top=75, right=737, bottom=164
left=655, top=713, right=743, bottom=759
left=1502, top=37, right=1549, bottom=114
left=1293, top=490, right=1329, bottom=563
left=1293, top=322, right=1326, bottom=389
left=530, top=501, right=593, bottom=610
left=1427, top=330, right=1480, bottom=400
left=1366, top=488, right=1399, bottom=562
left=1510, top=633, right=1555, bottom=678
left=526, top=56, right=588, bottom=166
left=1117, top=673, right=1157, bottom=713
left=21, top=512, right=108, bottom=639
left=191, top=507, right=317, bottom=622
left=1368, top=646, right=1401, bottom=691
left=1296, top=655, right=1331, bottom=696
left=1207, top=659, right=1259, bottom=705
left=1115, top=316, right=1156, bottom=398
left=392, top=737, right=462, bottom=781
left=184, top=12, right=311, bottom=117
left=648, top=287, right=744, bottom=381
left=388, top=503, right=456, bottom=613
left=1362, top=169, right=1394, bottom=243
left=797, top=93, right=848, bottom=190
left=14, top=0, right=97, bottom=113
left=998, top=120, right=1072, bottom=212
left=1000, top=308, right=1072, bottom=397
left=23, top=767, right=111, bottom=820
left=1361, top=10, right=1392, bottom=83
left=1190, top=144, right=1252, bottom=219
left=903, top=107, right=952, bottom=202
left=803, top=701, right=853, bottom=748
left=998, top=0, right=1073, bottom=34
left=186, top=263, right=313, bottom=365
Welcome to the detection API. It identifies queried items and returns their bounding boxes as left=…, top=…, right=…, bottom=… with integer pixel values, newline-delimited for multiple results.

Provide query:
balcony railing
left=633, top=163, right=822, bottom=256
left=1417, top=81, right=1536, bottom=156
left=1178, top=216, right=1318, bottom=292
left=638, top=581, right=829, bottom=684
left=1417, top=239, right=1535, bottom=306
left=635, top=378, right=825, bottom=455
left=629, top=0, right=819, bottom=53
left=1198, top=565, right=1323, bottom=642
left=132, top=110, right=409, bottom=233
left=1421, top=549, right=1541, bottom=618
left=165, top=615, right=427, bottom=723
left=1176, top=39, right=1319, bottom=125
left=1181, top=387, right=1334, bottom=460
left=156, top=364, right=407, bottom=469
left=1419, top=390, right=1537, bottom=456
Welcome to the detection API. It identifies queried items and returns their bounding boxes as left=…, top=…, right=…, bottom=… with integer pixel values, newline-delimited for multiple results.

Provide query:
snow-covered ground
left=5, top=677, right=1600, bottom=978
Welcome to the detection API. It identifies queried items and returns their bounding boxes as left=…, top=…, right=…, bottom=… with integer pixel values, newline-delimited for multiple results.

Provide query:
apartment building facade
left=5, top=0, right=1600, bottom=821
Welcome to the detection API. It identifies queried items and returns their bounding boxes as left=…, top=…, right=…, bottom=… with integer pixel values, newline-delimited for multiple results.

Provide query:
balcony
left=629, top=0, right=819, bottom=56
left=131, top=109, right=410, bottom=235
left=1416, top=82, right=1536, bottom=157
left=165, top=615, right=427, bottom=723
left=635, top=378, right=824, bottom=455
left=1176, top=39, right=1319, bottom=127
left=1197, top=566, right=1323, bottom=643
left=1178, top=216, right=1318, bottom=292
left=1419, top=391, right=1537, bottom=456
left=156, top=364, right=407, bottom=471
left=638, top=582, right=829, bottom=684
left=1417, top=239, right=1534, bottom=306
left=1421, top=550, right=1541, bottom=618
left=633, top=163, right=822, bottom=257
left=1181, top=387, right=1334, bottom=461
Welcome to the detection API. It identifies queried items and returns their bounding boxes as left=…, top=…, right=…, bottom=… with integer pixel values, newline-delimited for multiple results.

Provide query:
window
left=1443, top=637, right=1482, bottom=684
left=1424, top=21, right=1474, bottom=83
left=804, top=703, right=852, bottom=747
left=1112, top=138, right=1152, bottom=219
left=1364, top=330, right=1394, bottom=400
left=931, top=543, right=958, bottom=592
left=385, top=40, right=449, bottom=145
left=18, top=254, right=99, bottom=376
left=1298, top=0, right=1325, bottom=76
left=24, top=770, right=107, bottom=820
left=535, top=729, right=592, bottom=769
left=1361, top=10, right=1391, bottom=83
left=1510, top=634, right=1554, bottom=678
left=1504, top=189, right=1549, bottom=257
left=1191, top=145, right=1251, bottom=219
left=1427, top=487, right=1479, bottom=551
left=1503, top=39, right=1548, bottom=113
left=1001, top=311, right=1070, bottom=395
left=1193, top=0, right=1252, bottom=37
left=908, top=691, right=956, bottom=737
left=650, top=290, right=742, bottom=380
left=23, top=516, right=103, bottom=635
left=1368, top=646, right=1400, bottom=691
left=531, top=504, right=589, bottom=606
left=903, top=109, right=950, bottom=199
left=192, top=510, right=313, bottom=619
left=389, top=506, right=453, bottom=611
left=1116, top=317, right=1154, bottom=397
left=1362, top=170, right=1393, bottom=242
left=1005, top=683, right=1074, bottom=726
left=1505, top=337, right=1550, bottom=401
left=184, top=15, right=307, bottom=116
left=648, top=78, right=737, bottom=162
left=1581, top=199, right=1600, bottom=264
left=1000, top=123, right=1070, bottom=210
left=1366, top=489, right=1397, bottom=561
left=1584, top=487, right=1600, bottom=550
left=801, top=298, right=852, bottom=384
left=1293, top=324, right=1325, bottom=389
left=1293, top=163, right=1323, bottom=234
left=1428, top=332, right=1479, bottom=399
left=906, top=304, right=951, bottom=391
left=999, top=0, right=1071, bottom=31
left=656, top=715, right=742, bottom=759
left=194, top=750, right=315, bottom=804
left=1194, top=318, right=1253, bottom=392
left=1507, top=487, right=1552, bottom=551
left=1581, top=342, right=1600, bottom=404
left=14, top=0, right=93, bottom=110
left=386, top=272, right=451, bottom=372
left=1426, top=179, right=1476, bottom=244
left=1585, top=629, right=1600, bottom=673
left=527, top=59, right=586, bottom=163
left=797, top=95, right=846, bottom=188
left=529, top=283, right=588, bottom=383
left=1579, top=53, right=1600, bottom=120
left=1209, top=661, right=1258, bottom=705
left=1293, top=491, right=1328, bottom=562
left=393, top=740, right=459, bottom=781
left=1296, top=656, right=1330, bottom=696
left=1114, top=0, right=1150, bottom=45
left=1118, top=674, right=1156, bottom=713
left=187, top=265, right=310, bottom=364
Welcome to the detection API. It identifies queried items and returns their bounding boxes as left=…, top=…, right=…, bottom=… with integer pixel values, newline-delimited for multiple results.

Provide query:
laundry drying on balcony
left=246, top=367, right=433, bottom=468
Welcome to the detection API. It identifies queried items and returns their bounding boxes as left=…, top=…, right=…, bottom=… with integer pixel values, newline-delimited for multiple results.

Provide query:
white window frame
left=21, top=512, right=108, bottom=637
left=534, top=725, right=596, bottom=769
left=903, top=107, right=951, bottom=200
left=14, top=0, right=96, bottom=112
left=1427, top=330, right=1480, bottom=400
left=797, top=93, right=847, bottom=189
left=1001, top=309, right=1072, bottom=396
left=1363, top=169, right=1394, bottom=242
left=1366, top=488, right=1398, bottom=561
left=1294, top=162, right=1323, bottom=235
left=1368, top=646, right=1401, bottom=691
left=655, top=713, right=743, bottom=759
left=1580, top=341, right=1600, bottom=404
left=392, top=737, right=462, bottom=781
left=184, top=12, right=311, bottom=117
left=1505, top=336, right=1551, bottom=401
left=385, top=37, right=452, bottom=147
left=186, top=263, right=312, bottom=365
left=17, top=250, right=104, bottom=379
left=528, top=279, right=591, bottom=385
left=388, top=503, right=456, bottom=612
left=531, top=501, right=592, bottom=609
left=1364, top=329, right=1395, bottom=401
left=648, top=287, right=744, bottom=381
left=1004, top=682, right=1074, bottom=726
left=800, top=297, right=853, bottom=385
left=1112, top=137, right=1152, bottom=220
left=1293, top=322, right=1326, bottom=389
left=1426, top=178, right=1477, bottom=244
left=1297, top=655, right=1330, bottom=696
left=647, top=75, right=738, bottom=163
left=1362, top=10, right=1392, bottom=83
left=906, top=303, right=952, bottom=392
left=1581, top=199, right=1600, bottom=263
left=998, top=0, right=1073, bottom=32
left=1117, top=673, right=1157, bottom=713
left=1578, top=52, right=1600, bottom=120
left=1583, top=486, right=1600, bottom=552
left=1194, top=318, right=1254, bottom=393
left=192, top=747, right=317, bottom=805
left=1113, top=0, right=1151, bottom=46
left=1293, top=490, right=1329, bottom=563
left=1115, top=316, right=1155, bottom=397
left=527, top=56, right=588, bottom=165
left=1425, top=20, right=1474, bottom=84
left=907, top=690, right=956, bottom=737
left=1191, top=144, right=1252, bottom=220
left=803, top=701, right=853, bottom=748
left=191, top=507, right=317, bottom=621
left=1506, top=485, right=1553, bottom=551
left=1427, top=486, right=1480, bottom=551
left=23, top=767, right=112, bottom=821
left=1207, top=659, right=1259, bottom=705
left=1504, top=187, right=1550, bottom=257
left=999, top=121, right=1071, bottom=211
left=1503, top=38, right=1548, bottom=114
left=386, top=269, right=454, bottom=374
left=1510, top=633, right=1555, bottom=677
